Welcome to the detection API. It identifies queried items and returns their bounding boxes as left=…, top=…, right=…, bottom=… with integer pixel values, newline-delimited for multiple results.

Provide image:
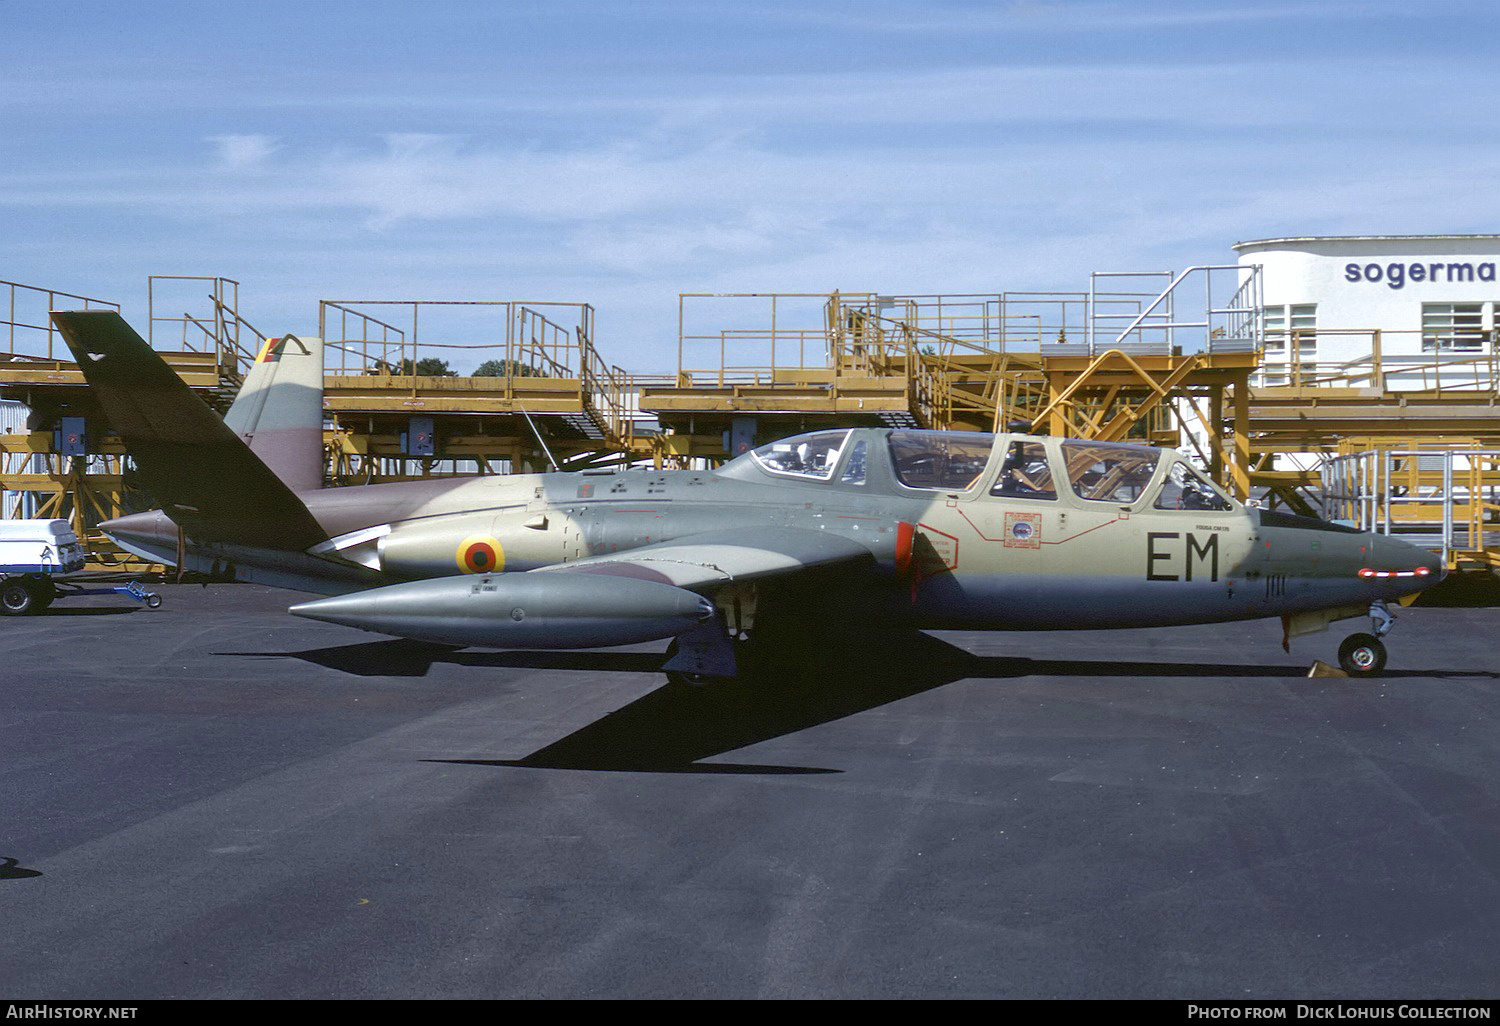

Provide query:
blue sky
left=4, top=0, right=1498, bottom=370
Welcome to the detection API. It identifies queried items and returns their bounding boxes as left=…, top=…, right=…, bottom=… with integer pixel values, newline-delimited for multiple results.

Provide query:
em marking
left=1146, top=532, right=1219, bottom=582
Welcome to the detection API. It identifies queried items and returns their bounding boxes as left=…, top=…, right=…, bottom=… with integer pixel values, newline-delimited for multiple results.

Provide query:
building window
left=1261, top=304, right=1316, bottom=384
left=1421, top=303, right=1486, bottom=352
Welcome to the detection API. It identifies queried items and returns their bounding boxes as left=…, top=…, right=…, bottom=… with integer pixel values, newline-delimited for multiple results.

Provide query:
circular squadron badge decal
left=457, top=535, right=505, bottom=574
left=1003, top=512, right=1042, bottom=549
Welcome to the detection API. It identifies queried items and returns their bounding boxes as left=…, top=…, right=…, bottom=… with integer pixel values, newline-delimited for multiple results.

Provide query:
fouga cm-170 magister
left=53, top=310, right=1442, bottom=681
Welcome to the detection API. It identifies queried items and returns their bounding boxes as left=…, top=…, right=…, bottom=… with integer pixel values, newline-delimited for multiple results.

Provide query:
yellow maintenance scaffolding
left=643, top=278, right=1262, bottom=501
left=5, top=270, right=1500, bottom=571
left=1324, top=442, right=1500, bottom=571
left=0, top=276, right=254, bottom=568
left=316, top=298, right=635, bottom=479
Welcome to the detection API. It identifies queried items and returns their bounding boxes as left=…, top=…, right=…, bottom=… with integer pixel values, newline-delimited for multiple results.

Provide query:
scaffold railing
left=317, top=299, right=625, bottom=443
left=1255, top=328, right=1500, bottom=392
left=320, top=300, right=591, bottom=377
left=831, top=296, right=1050, bottom=428
left=670, top=291, right=1066, bottom=429
left=1086, top=265, right=1262, bottom=357
left=675, top=293, right=845, bottom=385
left=147, top=275, right=260, bottom=381
left=1, top=279, right=120, bottom=362
left=1322, top=445, right=1500, bottom=569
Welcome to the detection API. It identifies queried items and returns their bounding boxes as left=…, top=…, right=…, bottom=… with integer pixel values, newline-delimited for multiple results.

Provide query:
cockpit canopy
left=731, top=428, right=1232, bottom=512
left=745, top=431, right=850, bottom=481
left=888, top=431, right=994, bottom=490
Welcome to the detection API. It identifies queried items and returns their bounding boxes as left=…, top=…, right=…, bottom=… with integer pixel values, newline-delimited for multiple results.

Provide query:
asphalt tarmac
left=2, top=583, right=1498, bottom=1000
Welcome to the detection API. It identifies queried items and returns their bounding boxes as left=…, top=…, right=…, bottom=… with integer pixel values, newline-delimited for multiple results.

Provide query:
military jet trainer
left=52, top=310, right=1442, bottom=681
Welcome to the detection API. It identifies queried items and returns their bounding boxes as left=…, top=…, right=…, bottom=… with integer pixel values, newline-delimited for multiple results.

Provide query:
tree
left=473, top=358, right=541, bottom=377
left=396, top=357, right=457, bottom=377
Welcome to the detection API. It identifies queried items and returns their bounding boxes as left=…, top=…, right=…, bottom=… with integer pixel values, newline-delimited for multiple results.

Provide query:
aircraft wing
left=289, top=527, right=880, bottom=651
left=535, top=526, right=878, bottom=591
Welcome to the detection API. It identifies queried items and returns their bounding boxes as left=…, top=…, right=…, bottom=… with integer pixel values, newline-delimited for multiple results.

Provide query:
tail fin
left=50, top=310, right=328, bottom=552
left=224, top=334, right=326, bottom=493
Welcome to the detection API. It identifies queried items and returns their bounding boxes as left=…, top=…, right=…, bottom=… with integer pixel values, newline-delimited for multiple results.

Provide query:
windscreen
left=749, top=430, right=851, bottom=481
left=1153, top=460, right=1233, bottom=511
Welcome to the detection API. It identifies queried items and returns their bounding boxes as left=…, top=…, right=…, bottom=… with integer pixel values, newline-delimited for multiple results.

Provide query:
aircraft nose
left=1361, top=532, right=1445, bottom=591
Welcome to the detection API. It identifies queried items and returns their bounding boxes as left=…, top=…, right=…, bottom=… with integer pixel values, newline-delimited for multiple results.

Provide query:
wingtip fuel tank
left=290, top=570, right=717, bottom=649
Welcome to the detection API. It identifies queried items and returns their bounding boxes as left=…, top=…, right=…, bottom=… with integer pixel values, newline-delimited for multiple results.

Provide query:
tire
left=145, top=594, right=163, bottom=609
left=1338, top=633, right=1387, bottom=676
left=1, top=582, right=34, bottom=616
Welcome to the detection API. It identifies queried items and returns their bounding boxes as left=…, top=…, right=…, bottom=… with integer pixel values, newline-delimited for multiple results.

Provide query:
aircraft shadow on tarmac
left=223, top=633, right=1500, bottom=773
left=0, top=857, right=42, bottom=881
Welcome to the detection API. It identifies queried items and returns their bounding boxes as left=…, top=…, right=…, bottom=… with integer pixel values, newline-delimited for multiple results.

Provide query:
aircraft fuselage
left=104, top=428, right=1441, bottom=635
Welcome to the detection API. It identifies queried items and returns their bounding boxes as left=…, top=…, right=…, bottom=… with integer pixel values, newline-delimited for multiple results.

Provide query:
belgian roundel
left=456, top=535, right=504, bottom=574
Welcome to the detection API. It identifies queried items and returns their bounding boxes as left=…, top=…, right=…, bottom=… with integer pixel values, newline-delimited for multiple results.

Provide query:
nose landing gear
left=1338, top=601, right=1393, bottom=676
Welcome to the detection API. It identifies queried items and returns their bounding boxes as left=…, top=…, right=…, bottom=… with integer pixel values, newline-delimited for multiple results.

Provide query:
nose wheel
left=1338, top=633, right=1387, bottom=675
left=1338, top=601, right=1394, bottom=676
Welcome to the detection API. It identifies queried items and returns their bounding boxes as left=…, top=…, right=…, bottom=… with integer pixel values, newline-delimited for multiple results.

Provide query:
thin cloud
left=209, top=133, right=279, bottom=170
left=779, top=0, right=1381, bottom=34
left=2, top=1, right=1495, bottom=368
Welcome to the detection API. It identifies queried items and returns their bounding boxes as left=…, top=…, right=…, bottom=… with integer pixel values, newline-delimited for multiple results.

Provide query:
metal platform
left=318, top=299, right=635, bottom=476
left=0, top=277, right=253, bottom=570
left=8, top=270, right=1500, bottom=568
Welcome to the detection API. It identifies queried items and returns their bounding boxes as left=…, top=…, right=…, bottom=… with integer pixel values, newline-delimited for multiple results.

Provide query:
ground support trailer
left=0, top=519, right=160, bottom=615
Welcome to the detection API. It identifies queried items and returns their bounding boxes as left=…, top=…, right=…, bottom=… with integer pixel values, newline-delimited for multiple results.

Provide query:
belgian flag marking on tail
left=255, top=338, right=283, bottom=364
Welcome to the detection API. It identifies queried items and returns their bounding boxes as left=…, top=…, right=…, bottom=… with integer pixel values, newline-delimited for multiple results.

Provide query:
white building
left=1234, top=235, right=1500, bottom=388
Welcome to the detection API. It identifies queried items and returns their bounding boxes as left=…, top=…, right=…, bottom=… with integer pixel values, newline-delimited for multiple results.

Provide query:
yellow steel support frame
left=1033, top=350, right=1205, bottom=441
left=1031, top=350, right=1255, bottom=499
left=665, top=292, right=1048, bottom=439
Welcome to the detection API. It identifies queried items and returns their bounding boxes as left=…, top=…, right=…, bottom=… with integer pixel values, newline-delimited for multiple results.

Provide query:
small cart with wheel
left=0, top=519, right=162, bottom=615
